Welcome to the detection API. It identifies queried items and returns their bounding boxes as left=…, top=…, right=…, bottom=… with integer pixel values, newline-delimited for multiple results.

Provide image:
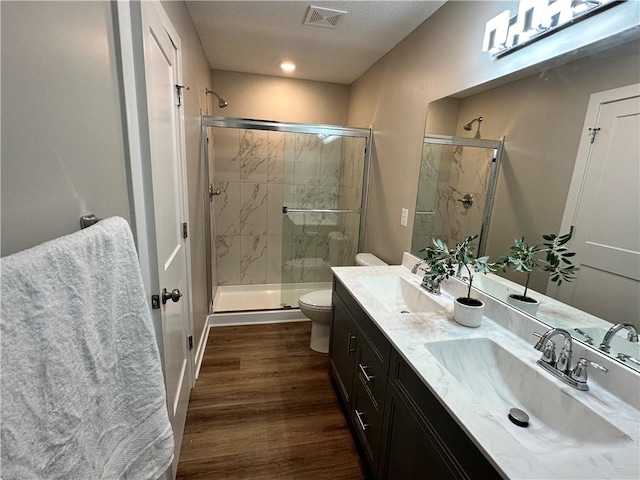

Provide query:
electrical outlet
left=401, top=208, right=409, bottom=227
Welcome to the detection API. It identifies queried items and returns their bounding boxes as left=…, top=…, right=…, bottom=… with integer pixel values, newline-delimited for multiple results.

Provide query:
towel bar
left=80, top=214, right=102, bottom=229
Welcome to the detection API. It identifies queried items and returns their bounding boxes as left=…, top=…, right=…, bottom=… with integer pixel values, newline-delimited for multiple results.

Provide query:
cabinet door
left=382, top=384, right=462, bottom=480
left=330, top=294, right=358, bottom=406
left=386, top=353, right=501, bottom=480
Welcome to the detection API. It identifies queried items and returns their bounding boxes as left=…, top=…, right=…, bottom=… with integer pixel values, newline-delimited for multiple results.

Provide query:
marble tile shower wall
left=412, top=142, right=441, bottom=253
left=213, top=128, right=364, bottom=285
left=413, top=143, right=493, bottom=251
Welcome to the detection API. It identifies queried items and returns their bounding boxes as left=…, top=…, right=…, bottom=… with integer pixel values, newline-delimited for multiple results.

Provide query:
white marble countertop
left=332, top=259, right=640, bottom=479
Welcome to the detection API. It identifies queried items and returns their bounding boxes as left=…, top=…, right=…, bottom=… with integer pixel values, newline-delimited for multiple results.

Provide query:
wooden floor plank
left=177, top=321, right=367, bottom=480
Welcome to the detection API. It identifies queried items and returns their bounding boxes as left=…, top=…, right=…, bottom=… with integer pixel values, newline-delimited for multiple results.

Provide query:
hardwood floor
left=176, top=321, right=367, bottom=479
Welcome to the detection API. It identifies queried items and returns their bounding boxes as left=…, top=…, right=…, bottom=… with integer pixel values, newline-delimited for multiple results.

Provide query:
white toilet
left=299, top=253, right=388, bottom=353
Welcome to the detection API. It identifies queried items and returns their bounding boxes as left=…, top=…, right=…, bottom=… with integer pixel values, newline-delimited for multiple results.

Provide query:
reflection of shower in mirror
left=463, top=116, right=483, bottom=138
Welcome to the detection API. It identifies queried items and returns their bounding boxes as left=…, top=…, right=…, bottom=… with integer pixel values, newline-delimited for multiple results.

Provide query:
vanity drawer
left=352, top=364, right=385, bottom=473
left=356, top=334, right=387, bottom=409
left=335, top=278, right=391, bottom=372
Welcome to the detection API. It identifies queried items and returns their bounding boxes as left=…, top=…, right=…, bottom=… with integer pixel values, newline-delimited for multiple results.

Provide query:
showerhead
left=463, top=116, right=483, bottom=131
left=206, top=89, right=228, bottom=108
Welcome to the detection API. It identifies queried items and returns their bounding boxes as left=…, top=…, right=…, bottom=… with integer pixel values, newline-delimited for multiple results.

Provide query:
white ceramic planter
left=453, top=297, right=485, bottom=328
left=507, top=294, right=540, bottom=316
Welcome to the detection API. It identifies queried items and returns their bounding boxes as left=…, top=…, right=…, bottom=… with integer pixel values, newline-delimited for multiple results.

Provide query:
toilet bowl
left=299, top=290, right=333, bottom=353
left=298, top=252, right=387, bottom=353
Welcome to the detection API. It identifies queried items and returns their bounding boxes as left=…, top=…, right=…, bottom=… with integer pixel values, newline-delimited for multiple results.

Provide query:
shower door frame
left=201, top=115, right=373, bottom=307
left=421, top=134, right=505, bottom=256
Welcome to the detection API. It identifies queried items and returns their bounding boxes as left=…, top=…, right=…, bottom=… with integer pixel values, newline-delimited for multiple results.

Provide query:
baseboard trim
left=193, top=321, right=211, bottom=380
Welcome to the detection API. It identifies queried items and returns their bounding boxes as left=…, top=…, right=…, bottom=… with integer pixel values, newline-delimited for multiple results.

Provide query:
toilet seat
left=298, top=289, right=332, bottom=312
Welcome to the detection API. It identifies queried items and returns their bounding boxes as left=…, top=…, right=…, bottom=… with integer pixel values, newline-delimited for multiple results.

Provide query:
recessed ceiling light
left=280, top=61, right=296, bottom=72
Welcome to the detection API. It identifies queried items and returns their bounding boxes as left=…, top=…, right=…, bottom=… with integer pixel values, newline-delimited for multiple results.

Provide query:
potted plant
left=497, top=232, right=578, bottom=315
left=421, top=234, right=494, bottom=328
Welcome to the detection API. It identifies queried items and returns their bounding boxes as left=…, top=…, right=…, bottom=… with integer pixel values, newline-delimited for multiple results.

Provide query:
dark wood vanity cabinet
left=329, top=292, right=358, bottom=405
left=382, top=351, right=501, bottom=480
left=330, top=279, right=391, bottom=475
left=330, top=278, right=501, bottom=480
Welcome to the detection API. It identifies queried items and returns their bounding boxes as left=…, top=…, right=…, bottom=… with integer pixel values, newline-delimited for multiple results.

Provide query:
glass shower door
left=203, top=116, right=370, bottom=312
left=412, top=135, right=503, bottom=256
left=280, top=133, right=367, bottom=307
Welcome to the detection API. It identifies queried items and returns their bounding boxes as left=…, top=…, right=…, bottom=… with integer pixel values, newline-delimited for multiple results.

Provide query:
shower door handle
left=457, top=194, right=474, bottom=209
left=282, top=206, right=361, bottom=214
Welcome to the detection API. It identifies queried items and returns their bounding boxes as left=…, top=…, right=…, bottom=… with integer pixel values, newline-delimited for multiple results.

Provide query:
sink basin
left=359, top=275, right=445, bottom=314
left=425, top=338, right=633, bottom=452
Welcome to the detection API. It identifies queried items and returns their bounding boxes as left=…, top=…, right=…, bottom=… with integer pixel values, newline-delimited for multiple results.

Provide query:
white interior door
left=142, top=2, right=193, bottom=474
left=556, top=84, right=640, bottom=327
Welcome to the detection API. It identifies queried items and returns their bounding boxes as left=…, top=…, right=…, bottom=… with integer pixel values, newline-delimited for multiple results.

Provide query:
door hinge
left=182, top=222, right=188, bottom=239
left=151, top=295, right=161, bottom=309
left=588, top=127, right=601, bottom=144
left=188, top=335, right=194, bottom=350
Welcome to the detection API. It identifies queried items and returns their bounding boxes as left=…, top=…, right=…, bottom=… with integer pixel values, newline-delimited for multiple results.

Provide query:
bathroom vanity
left=329, top=256, right=640, bottom=479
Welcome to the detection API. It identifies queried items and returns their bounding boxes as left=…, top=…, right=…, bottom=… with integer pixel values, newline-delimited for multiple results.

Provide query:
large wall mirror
left=413, top=33, right=640, bottom=371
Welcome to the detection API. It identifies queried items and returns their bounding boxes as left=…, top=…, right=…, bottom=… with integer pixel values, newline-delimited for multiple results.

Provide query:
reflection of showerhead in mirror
left=463, top=116, right=483, bottom=138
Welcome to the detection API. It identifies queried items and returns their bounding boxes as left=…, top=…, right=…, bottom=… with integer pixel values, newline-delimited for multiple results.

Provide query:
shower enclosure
left=411, top=134, right=504, bottom=256
left=202, top=117, right=371, bottom=313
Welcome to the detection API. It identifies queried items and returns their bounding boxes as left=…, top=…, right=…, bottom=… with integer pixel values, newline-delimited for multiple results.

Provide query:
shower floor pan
left=212, top=282, right=332, bottom=313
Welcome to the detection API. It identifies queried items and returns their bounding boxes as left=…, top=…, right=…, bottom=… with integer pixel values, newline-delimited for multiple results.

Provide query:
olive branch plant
left=421, top=234, right=495, bottom=303
left=496, top=232, right=579, bottom=299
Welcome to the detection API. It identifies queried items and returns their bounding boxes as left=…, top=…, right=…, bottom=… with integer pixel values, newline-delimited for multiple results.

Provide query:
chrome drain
left=508, top=407, right=529, bottom=427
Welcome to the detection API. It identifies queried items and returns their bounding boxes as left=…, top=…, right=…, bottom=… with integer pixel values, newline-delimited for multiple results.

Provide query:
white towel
left=1, top=217, right=174, bottom=480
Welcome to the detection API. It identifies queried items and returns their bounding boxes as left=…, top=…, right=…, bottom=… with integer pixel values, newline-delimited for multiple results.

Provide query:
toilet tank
left=355, top=253, right=388, bottom=266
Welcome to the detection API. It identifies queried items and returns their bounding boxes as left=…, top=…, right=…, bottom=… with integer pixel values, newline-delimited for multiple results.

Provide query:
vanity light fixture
left=483, top=0, right=618, bottom=58
left=280, top=61, right=296, bottom=73
left=571, top=0, right=601, bottom=14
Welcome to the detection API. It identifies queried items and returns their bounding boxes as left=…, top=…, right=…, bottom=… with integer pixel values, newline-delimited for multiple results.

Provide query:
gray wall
left=210, top=69, right=350, bottom=125
left=1, top=1, right=130, bottom=256
left=1, top=0, right=213, bottom=359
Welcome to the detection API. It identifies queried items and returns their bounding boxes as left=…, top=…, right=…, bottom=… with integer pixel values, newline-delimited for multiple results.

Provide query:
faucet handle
left=573, top=328, right=594, bottom=345
left=532, top=332, right=556, bottom=363
left=570, top=358, right=608, bottom=385
left=617, top=353, right=640, bottom=366
left=532, top=331, right=550, bottom=350
left=540, top=340, right=556, bottom=365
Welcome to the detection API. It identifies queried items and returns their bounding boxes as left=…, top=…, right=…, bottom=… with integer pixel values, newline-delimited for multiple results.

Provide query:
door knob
left=162, top=288, right=182, bottom=304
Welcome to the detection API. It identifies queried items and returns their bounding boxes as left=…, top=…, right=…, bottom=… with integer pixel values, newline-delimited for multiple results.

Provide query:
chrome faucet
left=533, top=328, right=607, bottom=391
left=411, top=259, right=427, bottom=274
left=420, top=276, right=441, bottom=295
left=534, top=328, right=574, bottom=373
left=599, top=323, right=639, bottom=353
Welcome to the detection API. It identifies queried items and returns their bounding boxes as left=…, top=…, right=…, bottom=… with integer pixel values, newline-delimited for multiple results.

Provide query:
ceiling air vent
left=303, top=5, right=347, bottom=28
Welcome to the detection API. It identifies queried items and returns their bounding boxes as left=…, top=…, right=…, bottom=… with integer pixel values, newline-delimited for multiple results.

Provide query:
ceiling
left=185, top=1, right=446, bottom=85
